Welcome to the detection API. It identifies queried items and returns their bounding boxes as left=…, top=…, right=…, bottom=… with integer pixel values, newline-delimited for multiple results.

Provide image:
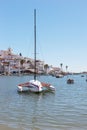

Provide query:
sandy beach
left=0, top=125, right=24, bottom=130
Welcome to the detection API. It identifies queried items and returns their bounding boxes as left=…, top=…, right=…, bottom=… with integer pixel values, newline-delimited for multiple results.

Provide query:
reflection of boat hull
left=18, top=80, right=55, bottom=92
left=67, top=79, right=74, bottom=84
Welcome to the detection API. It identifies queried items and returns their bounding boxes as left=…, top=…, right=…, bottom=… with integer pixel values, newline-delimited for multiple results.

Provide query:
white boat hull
left=18, top=80, right=42, bottom=92
left=17, top=80, right=55, bottom=93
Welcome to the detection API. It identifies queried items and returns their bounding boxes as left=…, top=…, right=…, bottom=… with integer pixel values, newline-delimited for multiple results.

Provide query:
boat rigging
left=17, top=9, right=55, bottom=92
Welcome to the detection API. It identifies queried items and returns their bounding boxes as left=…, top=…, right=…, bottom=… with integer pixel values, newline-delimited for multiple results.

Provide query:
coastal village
left=0, top=48, right=86, bottom=77
left=0, top=48, right=65, bottom=76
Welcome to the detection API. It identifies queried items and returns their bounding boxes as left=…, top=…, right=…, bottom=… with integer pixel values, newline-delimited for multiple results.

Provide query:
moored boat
left=17, top=9, right=55, bottom=93
left=67, top=79, right=74, bottom=84
left=18, top=80, right=55, bottom=92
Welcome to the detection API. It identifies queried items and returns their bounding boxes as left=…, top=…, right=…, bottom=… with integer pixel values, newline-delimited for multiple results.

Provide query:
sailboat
left=17, top=9, right=55, bottom=92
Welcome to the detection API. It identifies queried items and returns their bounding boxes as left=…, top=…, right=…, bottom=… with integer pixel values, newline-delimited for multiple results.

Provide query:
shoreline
left=0, top=124, right=24, bottom=130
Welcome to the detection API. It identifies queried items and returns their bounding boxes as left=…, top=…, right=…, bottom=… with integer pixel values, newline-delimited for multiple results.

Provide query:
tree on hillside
left=60, top=63, right=63, bottom=70
left=19, top=53, right=22, bottom=56
left=20, top=59, right=25, bottom=68
left=66, top=65, right=68, bottom=71
left=44, top=64, right=49, bottom=74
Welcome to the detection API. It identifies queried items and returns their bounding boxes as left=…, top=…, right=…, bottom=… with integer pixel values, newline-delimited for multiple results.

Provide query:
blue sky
left=0, top=0, right=87, bottom=72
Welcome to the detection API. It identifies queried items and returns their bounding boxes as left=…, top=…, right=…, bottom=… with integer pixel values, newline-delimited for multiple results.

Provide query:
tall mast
left=34, top=9, right=36, bottom=80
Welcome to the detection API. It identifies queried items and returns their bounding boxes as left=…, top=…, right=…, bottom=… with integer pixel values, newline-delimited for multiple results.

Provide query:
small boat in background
left=67, top=79, right=74, bottom=84
left=56, top=74, right=64, bottom=78
left=86, top=75, right=87, bottom=82
left=81, top=75, right=84, bottom=77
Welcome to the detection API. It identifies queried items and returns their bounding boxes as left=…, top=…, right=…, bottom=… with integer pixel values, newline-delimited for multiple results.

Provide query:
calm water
left=0, top=74, right=87, bottom=130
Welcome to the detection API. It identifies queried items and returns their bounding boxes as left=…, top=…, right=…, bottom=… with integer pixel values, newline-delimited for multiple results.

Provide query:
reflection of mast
left=18, top=59, right=21, bottom=76
left=31, top=94, right=42, bottom=129
left=34, top=9, right=36, bottom=81
left=8, top=62, right=10, bottom=75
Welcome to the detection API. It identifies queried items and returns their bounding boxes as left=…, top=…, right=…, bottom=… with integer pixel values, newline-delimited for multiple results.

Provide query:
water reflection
left=17, top=90, right=55, bottom=130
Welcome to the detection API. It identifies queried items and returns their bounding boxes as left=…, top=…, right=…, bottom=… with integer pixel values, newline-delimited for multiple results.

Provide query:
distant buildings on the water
left=0, top=48, right=63, bottom=76
left=0, top=48, right=85, bottom=76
